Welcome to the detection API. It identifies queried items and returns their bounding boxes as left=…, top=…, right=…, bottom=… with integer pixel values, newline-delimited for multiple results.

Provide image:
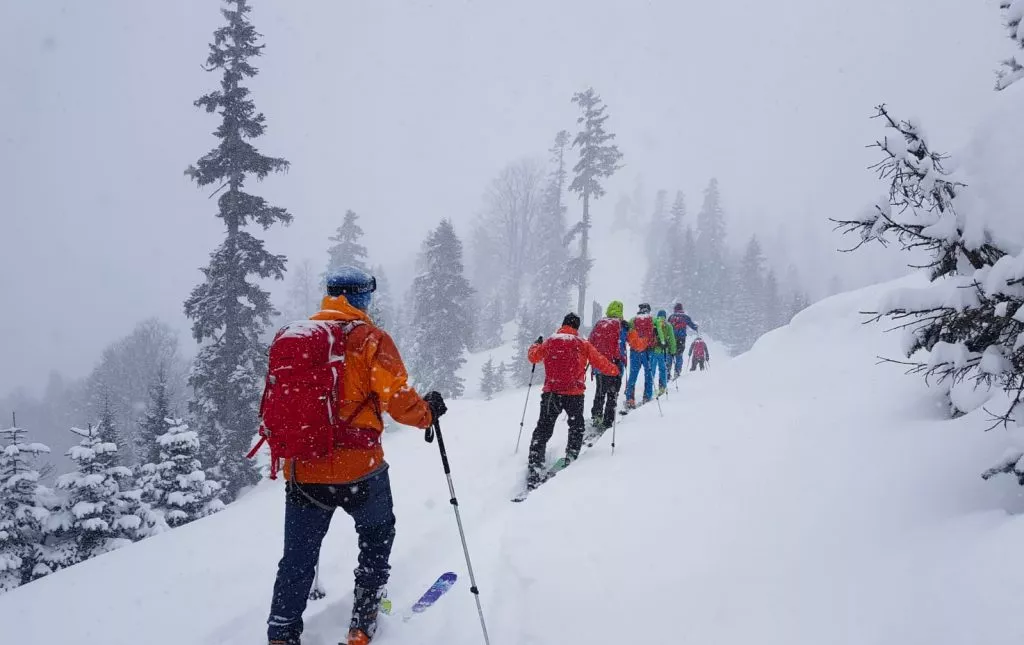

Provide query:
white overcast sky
left=0, top=0, right=1011, bottom=395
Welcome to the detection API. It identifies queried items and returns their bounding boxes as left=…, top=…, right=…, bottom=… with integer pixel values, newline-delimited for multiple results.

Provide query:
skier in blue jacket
left=667, top=303, right=698, bottom=380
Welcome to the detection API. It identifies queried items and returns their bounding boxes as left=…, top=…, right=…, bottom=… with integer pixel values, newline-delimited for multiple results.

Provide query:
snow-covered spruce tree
left=323, top=212, right=393, bottom=326
left=184, top=0, right=292, bottom=499
left=509, top=306, right=541, bottom=386
left=996, top=0, right=1024, bottom=90
left=494, top=362, right=506, bottom=394
left=679, top=224, right=698, bottom=308
left=371, top=265, right=396, bottom=333
left=139, top=419, right=224, bottom=528
left=789, top=290, right=810, bottom=321
left=645, top=189, right=669, bottom=260
left=664, top=192, right=689, bottom=302
left=732, top=236, right=768, bottom=352
left=693, top=179, right=730, bottom=335
left=762, top=269, right=783, bottom=332
left=96, top=393, right=124, bottom=456
left=281, top=259, right=318, bottom=323
left=568, top=88, right=623, bottom=325
left=480, top=358, right=498, bottom=401
left=0, top=415, right=53, bottom=591
left=133, top=368, right=176, bottom=538
left=136, top=366, right=174, bottom=466
left=476, top=295, right=504, bottom=351
left=645, top=189, right=681, bottom=305
left=530, top=131, right=572, bottom=334
left=325, top=209, right=369, bottom=274
left=42, top=425, right=140, bottom=569
left=409, top=220, right=474, bottom=398
left=833, top=105, right=1016, bottom=422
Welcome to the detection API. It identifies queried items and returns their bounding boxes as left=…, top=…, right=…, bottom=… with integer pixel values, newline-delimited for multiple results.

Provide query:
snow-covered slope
left=7, top=276, right=1024, bottom=645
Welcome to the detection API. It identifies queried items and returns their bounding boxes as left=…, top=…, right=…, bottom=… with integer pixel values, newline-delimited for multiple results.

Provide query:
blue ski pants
left=671, top=336, right=686, bottom=377
left=268, top=467, right=396, bottom=642
left=671, top=351, right=685, bottom=377
left=652, top=352, right=669, bottom=390
left=625, top=349, right=653, bottom=402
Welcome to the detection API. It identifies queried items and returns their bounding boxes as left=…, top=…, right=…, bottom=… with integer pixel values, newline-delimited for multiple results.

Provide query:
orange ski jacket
left=284, top=295, right=432, bottom=484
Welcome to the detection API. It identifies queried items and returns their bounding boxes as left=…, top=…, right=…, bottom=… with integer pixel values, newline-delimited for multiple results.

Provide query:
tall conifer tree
left=568, top=88, right=623, bottom=324
left=183, top=0, right=292, bottom=497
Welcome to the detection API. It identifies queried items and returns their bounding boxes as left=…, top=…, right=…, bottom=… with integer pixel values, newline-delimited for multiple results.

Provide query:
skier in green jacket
left=652, top=310, right=677, bottom=396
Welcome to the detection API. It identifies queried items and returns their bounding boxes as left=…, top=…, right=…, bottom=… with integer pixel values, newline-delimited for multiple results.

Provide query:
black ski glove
left=534, top=336, right=544, bottom=345
left=424, top=391, right=447, bottom=422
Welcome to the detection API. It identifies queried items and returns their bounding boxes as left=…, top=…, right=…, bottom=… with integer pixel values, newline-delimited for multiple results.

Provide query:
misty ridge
left=1, top=0, right=1024, bottom=607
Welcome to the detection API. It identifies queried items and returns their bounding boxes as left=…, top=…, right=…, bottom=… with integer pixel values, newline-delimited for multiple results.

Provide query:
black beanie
left=562, top=312, right=581, bottom=330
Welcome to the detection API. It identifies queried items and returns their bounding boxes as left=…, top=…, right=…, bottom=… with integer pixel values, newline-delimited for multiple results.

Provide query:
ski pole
left=514, top=362, right=538, bottom=454
left=655, top=391, right=663, bottom=417
left=611, top=406, right=617, bottom=455
left=427, top=419, right=491, bottom=645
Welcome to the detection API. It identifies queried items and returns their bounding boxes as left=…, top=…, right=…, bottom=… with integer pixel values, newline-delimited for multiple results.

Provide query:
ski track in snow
left=6, top=276, right=1024, bottom=644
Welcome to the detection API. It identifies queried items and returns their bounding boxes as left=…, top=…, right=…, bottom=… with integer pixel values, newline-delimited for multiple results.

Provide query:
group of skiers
left=524, top=301, right=707, bottom=489
left=254, top=265, right=710, bottom=645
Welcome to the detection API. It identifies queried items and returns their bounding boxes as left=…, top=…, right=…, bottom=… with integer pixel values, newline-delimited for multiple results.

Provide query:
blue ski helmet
left=325, top=266, right=376, bottom=311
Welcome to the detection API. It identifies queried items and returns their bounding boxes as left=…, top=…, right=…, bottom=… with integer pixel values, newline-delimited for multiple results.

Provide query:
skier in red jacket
left=689, top=336, right=710, bottom=371
left=525, top=313, right=619, bottom=489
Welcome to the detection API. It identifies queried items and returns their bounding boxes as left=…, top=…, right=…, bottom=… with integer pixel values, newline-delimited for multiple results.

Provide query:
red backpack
left=693, top=340, right=707, bottom=360
left=628, top=315, right=656, bottom=351
left=247, top=319, right=377, bottom=479
left=589, top=318, right=623, bottom=362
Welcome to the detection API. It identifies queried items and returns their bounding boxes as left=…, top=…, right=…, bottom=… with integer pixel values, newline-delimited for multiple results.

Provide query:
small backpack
left=652, top=319, right=665, bottom=350
left=693, top=341, right=707, bottom=360
left=628, top=315, right=655, bottom=352
left=247, top=319, right=377, bottom=479
left=589, top=318, right=623, bottom=362
left=668, top=313, right=687, bottom=337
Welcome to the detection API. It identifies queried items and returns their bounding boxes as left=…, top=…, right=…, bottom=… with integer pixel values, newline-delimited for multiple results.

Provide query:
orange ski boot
left=347, top=629, right=371, bottom=645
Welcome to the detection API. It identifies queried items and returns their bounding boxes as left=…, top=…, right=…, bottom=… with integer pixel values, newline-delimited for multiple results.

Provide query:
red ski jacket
left=527, top=326, right=619, bottom=395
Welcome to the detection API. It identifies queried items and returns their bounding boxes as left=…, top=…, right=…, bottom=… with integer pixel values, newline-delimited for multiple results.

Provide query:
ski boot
left=347, top=630, right=370, bottom=645
left=269, top=639, right=301, bottom=645
left=656, top=387, right=667, bottom=397
left=625, top=399, right=637, bottom=410
left=348, top=585, right=385, bottom=644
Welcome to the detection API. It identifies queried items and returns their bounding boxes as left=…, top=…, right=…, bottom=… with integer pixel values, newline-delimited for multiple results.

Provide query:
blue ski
left=412, top=571, right=458, bottom=613
left=379, top=572, right=458, bottom=621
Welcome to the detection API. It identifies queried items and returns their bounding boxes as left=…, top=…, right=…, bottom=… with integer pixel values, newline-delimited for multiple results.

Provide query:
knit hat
left=638, top=303, right=652, bottom=314
left=562, top=312, right=581, bottom=330
left=657, top=309, right=667, bottom=318
left=606, top=300, right=624, bottom=319
left=674, top=303, right=684, bottom=313
left=325, top=266, right=376, bottom=311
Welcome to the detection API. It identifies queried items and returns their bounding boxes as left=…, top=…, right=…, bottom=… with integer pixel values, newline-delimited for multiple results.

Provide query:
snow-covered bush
left=40, top=423, right=141, bottom=570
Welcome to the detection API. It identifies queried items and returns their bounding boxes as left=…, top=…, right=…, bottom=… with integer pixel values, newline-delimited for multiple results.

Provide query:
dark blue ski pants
left=267, top=467, right=396, bottom=642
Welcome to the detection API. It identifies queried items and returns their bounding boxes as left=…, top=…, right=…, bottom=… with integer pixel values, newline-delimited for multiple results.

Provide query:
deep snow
left=6, top=277, right=1024, bottom=645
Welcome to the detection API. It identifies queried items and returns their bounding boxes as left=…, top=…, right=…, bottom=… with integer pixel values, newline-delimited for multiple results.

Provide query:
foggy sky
left=0, top=0, right=1010, bottom=396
